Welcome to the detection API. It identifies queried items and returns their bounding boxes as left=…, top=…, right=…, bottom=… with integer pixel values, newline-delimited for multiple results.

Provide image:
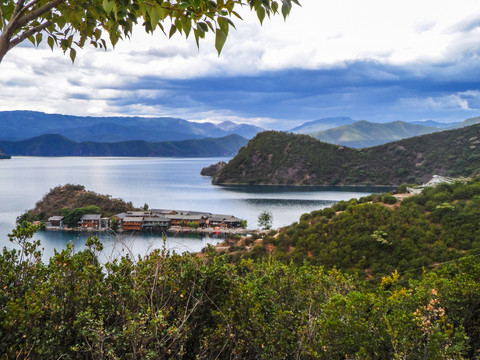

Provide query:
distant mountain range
left=210, top=123, right=480, bottom=186
left=289, top=117, right=480, bottom=148
left=290, top=117, right=356, bottom=133
left=0, top=111, right=263, bottom=142
left=0, top=134, right=248, bottom=157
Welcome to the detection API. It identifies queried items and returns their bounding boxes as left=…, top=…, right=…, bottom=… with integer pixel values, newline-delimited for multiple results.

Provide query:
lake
left=0, top=157, right=391, bottom=259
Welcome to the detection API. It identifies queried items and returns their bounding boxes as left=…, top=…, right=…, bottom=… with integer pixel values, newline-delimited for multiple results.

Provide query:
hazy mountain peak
left=290, top=116, right=355, bottom=134
left=0, top=111, right=262, bottom=142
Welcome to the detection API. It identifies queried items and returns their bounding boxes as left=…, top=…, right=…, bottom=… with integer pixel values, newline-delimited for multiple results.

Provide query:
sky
left=2, top=0, right=480, bottom=129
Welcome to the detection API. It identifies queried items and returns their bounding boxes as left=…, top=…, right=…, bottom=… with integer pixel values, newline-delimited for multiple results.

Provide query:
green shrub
left=381, top=194, right=397, bottom=204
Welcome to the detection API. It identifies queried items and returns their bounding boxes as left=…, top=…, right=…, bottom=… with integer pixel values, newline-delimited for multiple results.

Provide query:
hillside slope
left=18, top=184, right=137, bottom=223
left=289, top=116, right=355, bottom=133
left=0, top=134, right=248, bottom=157
left=225, top=176, right=480, bottom=283
left=212, top=125, right=480, bottom=186
left=311, top=120, right=437, bottom=148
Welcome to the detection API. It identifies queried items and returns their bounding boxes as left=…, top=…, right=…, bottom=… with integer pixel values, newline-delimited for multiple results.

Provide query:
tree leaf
left=35, top=33, right=43, bottom=46
left=169, top=24, right=177, bottom=38
left=69, top=48, right=77, bottom=63
left=256, top=6, right=265, bottom=24
left=47, top=36, right=54, bottom=50
left=218, top=17, right=229, bottom=35
left=271, top=1, right=278, bottom=13
left=215, top=28, right=227, bottom=55
left=281, top=1, right=291, bottom=19
left=197, top=22, right=208, bottom=33
left=103, top=0, right=114, bottom=14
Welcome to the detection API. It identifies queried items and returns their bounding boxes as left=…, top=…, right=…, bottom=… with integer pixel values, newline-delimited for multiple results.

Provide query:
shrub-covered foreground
left=1, top=224, right=480, bottom=359
left=237, top=177, right=480, bottom=282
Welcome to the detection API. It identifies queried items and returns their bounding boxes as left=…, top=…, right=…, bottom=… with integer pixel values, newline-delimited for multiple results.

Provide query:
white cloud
left=2, top=0, right=480, bottom=125
left=395, top=94, right=472, bottom=112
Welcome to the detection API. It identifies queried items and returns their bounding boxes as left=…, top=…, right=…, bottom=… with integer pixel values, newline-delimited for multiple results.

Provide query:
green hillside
left=212, top=124, right=480, bottom=186
left=17, top=184, right=137, bottom=223
left=224, top=176, right=480, bottom=280
left=4, top=198, right=480, bottom=358
left=311, top=120, right=437, bottom=148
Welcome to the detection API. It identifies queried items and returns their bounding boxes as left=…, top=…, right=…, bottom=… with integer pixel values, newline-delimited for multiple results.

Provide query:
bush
left=381, top=194, right=397, bottom=204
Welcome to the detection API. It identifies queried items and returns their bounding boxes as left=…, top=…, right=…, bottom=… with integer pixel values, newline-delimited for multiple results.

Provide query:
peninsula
left=205, top=124, right=480, bottom=186
left=18, top=184, right=246, bottom=234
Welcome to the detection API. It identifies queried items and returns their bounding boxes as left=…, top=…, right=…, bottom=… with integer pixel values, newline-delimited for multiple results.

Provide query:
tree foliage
left=258, top=210, right=272, bottom=229
left=1, top=223, right=478, bottom=358
left=0, top=0, right=300, bottom=62
left=229, top=176, right=480, bottom=283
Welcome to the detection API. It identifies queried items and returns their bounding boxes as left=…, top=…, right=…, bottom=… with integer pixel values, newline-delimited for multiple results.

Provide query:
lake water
left=0, top=157, right=390, bottom=259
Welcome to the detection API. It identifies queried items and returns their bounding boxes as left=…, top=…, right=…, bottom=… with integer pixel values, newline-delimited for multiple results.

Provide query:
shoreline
left=44, top=225, right=253, bottom=236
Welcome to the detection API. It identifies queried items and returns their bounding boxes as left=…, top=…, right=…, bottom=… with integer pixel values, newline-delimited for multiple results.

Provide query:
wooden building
left=207, top=215, right=243, bottom=228
left=142, top=217, right=170, bottom=231
left=80, top=214, right=101, bottom=229
left=122, top=217, right=143, bottom=231
left=48, top=216, right=64, bottom=228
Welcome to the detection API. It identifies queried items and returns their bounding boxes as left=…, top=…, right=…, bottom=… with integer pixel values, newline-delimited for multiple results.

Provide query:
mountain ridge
left=0, top=110, right=263, bottom=142
left=210, top=124, right=480, bottom=186
left=290, top=116, right=480, bottom=148
left=0, top=133, right=248, bottom=157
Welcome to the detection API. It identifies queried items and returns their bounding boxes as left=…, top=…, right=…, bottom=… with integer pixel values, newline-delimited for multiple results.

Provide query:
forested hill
left=18, top=184, right=137, bottom=223
left=0, top=133, right=247, bottom=157
left=211, top=124, right=480, bottom=186
left=224, top=175, right=480, bottom=281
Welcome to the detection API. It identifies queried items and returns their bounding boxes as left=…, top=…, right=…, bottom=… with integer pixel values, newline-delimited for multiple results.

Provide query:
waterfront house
left=48, top=216, right=64, bottom=228
left=165, top=213, right=208, bottom=227
left=142, top=216, right=170, bottom=231
left=80, top=214, right=101, bottom=229
left=123, top=217, right=143, bottom=231
left=208, top=215, right=243, bottom=228
left=111, top=212, right=127, bottom=229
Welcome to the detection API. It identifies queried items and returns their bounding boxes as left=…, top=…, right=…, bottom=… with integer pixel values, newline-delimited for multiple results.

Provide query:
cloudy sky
left=2, top=0, right=480, bottom=129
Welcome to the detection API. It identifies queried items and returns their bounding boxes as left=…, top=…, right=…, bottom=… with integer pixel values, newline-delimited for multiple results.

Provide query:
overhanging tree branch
left=14, top=0, right=65, bottom=29
left=0, top=0, right=300, bottom=63
left=9, top=19, right=51, bottom=49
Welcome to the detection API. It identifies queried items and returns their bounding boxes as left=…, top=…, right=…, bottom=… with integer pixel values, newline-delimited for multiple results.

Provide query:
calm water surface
left=0, top=157, right=390, bottom=258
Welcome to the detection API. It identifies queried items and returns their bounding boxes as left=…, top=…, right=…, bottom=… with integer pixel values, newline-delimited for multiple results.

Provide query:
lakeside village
left=44, top=209, right=247, bottom=235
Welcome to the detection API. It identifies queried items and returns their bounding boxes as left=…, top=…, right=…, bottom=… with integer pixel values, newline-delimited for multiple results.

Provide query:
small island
left=19, top=184, right=246, bottom=234
left=0, top=149, right=10, bottom=159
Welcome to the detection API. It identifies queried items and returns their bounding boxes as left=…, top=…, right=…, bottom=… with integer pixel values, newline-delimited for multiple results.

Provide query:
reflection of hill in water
left=220, top=184, right=394, bottom=194
left=242, top=198, right=336, bottom=207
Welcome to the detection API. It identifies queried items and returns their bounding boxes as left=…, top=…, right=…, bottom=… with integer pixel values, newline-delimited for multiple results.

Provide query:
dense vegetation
left=0, top=134, right=248, bottom=157
left=5, top=175, right=480, bottom=358
left=225, top=177, right=480, bottom=283
left=17, top=184, right=136, bottom=223
left=1, top=223, right=480, bottom=359
left=212, top=124, right=480, bottom=185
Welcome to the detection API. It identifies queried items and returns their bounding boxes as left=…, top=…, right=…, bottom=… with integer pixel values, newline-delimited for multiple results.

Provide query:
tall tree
left=0, top=0, right=300, bottom=63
